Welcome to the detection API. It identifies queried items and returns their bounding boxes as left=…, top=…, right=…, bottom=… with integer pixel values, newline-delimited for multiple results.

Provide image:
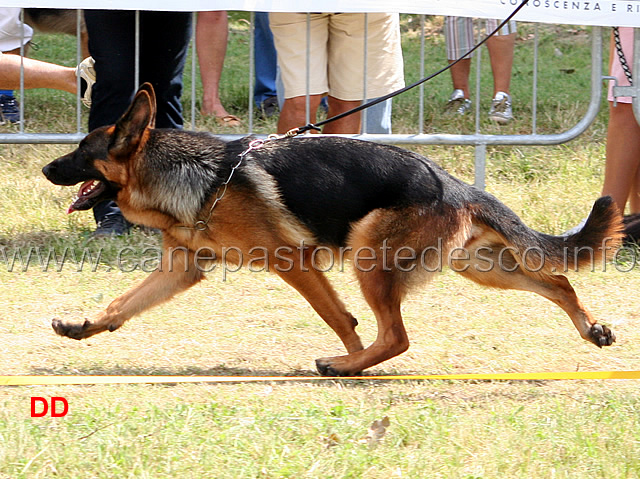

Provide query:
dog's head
left=42, top=83, right=157, bottom=213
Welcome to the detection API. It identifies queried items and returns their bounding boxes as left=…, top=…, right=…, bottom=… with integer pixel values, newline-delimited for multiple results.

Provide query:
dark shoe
left=93, top=213, right=132, bottom=237
left=259, top=96, right=278, bottom=118
left=0, top=95, right=20, bottom=123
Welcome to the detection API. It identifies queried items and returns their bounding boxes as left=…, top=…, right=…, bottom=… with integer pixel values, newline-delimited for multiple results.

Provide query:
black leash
left=185, top=3, right=531, bottom=230
left=293, top=1, right=530, bottom=136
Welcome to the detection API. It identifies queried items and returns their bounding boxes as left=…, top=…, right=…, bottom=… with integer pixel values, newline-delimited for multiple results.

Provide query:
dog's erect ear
left=108, top=84, right=156, bottom=158
left=135, top=82, right=157, bottom=128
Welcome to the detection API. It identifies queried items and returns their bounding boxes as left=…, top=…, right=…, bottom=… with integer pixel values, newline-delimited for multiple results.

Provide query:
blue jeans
left=253, top=12, right=277, bottom=108
left=360, top=98, right=393, bottom=134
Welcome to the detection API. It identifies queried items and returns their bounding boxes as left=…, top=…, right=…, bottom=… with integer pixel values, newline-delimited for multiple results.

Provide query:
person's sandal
left=76, top=56, right=96, bottom=108
left=215, top=114, right=242, bottom=127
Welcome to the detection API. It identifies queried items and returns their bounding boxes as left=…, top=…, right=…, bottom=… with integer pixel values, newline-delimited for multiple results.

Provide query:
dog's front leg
left=52, top=247, right=203, bottom=340
left=274, top=251, right=364, bottom=356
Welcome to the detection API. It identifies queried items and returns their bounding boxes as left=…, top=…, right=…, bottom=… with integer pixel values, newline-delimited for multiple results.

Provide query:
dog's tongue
left=67, top=180, right=105, bottom=214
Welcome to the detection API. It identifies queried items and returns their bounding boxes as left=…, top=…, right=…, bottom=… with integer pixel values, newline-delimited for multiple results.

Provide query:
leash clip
left=193, top=220, right=208, bottom=231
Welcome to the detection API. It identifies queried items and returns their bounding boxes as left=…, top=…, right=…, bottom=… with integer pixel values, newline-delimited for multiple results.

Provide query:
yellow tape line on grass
left=2, top=370, right=640, bottom=386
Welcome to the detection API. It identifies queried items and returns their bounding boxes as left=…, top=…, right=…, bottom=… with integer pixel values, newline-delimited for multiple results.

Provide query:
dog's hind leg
left=453, top=244, right=615, bottom=348
left=536, top=274, right=615, bottom=347
left=52, top=245, right=204, bottom=340
left=311, top=207, right=451, bottom=376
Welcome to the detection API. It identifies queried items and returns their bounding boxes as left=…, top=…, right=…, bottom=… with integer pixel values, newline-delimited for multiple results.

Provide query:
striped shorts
left=445, top=17, right=517, bottom=60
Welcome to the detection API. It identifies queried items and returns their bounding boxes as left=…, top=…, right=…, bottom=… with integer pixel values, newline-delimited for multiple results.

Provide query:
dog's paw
left=315, top=358, right=362, bottom=377
left=589, top=323, right=616, bottom=348
left=51, top=318, right=91, bottom=340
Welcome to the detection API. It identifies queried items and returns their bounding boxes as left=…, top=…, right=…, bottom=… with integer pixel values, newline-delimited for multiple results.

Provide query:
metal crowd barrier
left=0, top=13, right=612, bottom=189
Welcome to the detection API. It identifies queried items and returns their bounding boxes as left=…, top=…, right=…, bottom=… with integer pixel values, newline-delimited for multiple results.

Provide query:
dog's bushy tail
left=560, top=197, right=625, bottom=270
left=476, top=196, right=624, bottom=274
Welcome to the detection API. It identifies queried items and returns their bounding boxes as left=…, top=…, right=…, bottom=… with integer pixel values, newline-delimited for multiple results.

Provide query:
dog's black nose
left=42, top=163, right=54, bottom=179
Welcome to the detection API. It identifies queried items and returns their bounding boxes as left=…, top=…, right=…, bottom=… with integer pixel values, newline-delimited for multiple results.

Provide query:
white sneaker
left=444, top=89, right=472, bottom=115
left=76, top=56, right=96, bottom=108
left=488, top=91, right=514, bottom=124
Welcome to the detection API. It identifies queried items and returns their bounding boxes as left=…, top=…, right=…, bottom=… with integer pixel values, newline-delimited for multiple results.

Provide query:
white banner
left=8, top=0, right=640, bottom=27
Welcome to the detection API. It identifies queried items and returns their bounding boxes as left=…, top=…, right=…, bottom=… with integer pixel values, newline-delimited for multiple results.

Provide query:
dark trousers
left=84, top=10, right=192, bottom=222
left=253, top=12, right=277, bottom=107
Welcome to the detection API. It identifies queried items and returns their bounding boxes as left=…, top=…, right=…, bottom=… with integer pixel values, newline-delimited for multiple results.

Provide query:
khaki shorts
left=269, top=12, right=405, bottom=101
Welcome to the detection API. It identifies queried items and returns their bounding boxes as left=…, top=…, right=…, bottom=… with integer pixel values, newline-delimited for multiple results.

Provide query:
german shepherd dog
left=42, top=84, right=623, bottom=376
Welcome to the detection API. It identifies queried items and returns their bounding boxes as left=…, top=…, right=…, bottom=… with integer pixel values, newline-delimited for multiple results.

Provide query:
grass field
left=1, top=15, right=639, bottom=478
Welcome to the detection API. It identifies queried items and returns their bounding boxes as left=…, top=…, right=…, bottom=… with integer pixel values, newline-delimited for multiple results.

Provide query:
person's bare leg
left=277, top=94, right=323, bottom=134
left=323, top=97, right=361, bottom=134
left=196, top=11, right=234, bottom=120
left=486, top=33, right=515, bottom=95
left=0, top=52, right=76, bottom=93
left=448, top=58, right=471, bottom=99
left=601, top=101, right=640, bottom=214
left=80, top=31, right=90, bottom=60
